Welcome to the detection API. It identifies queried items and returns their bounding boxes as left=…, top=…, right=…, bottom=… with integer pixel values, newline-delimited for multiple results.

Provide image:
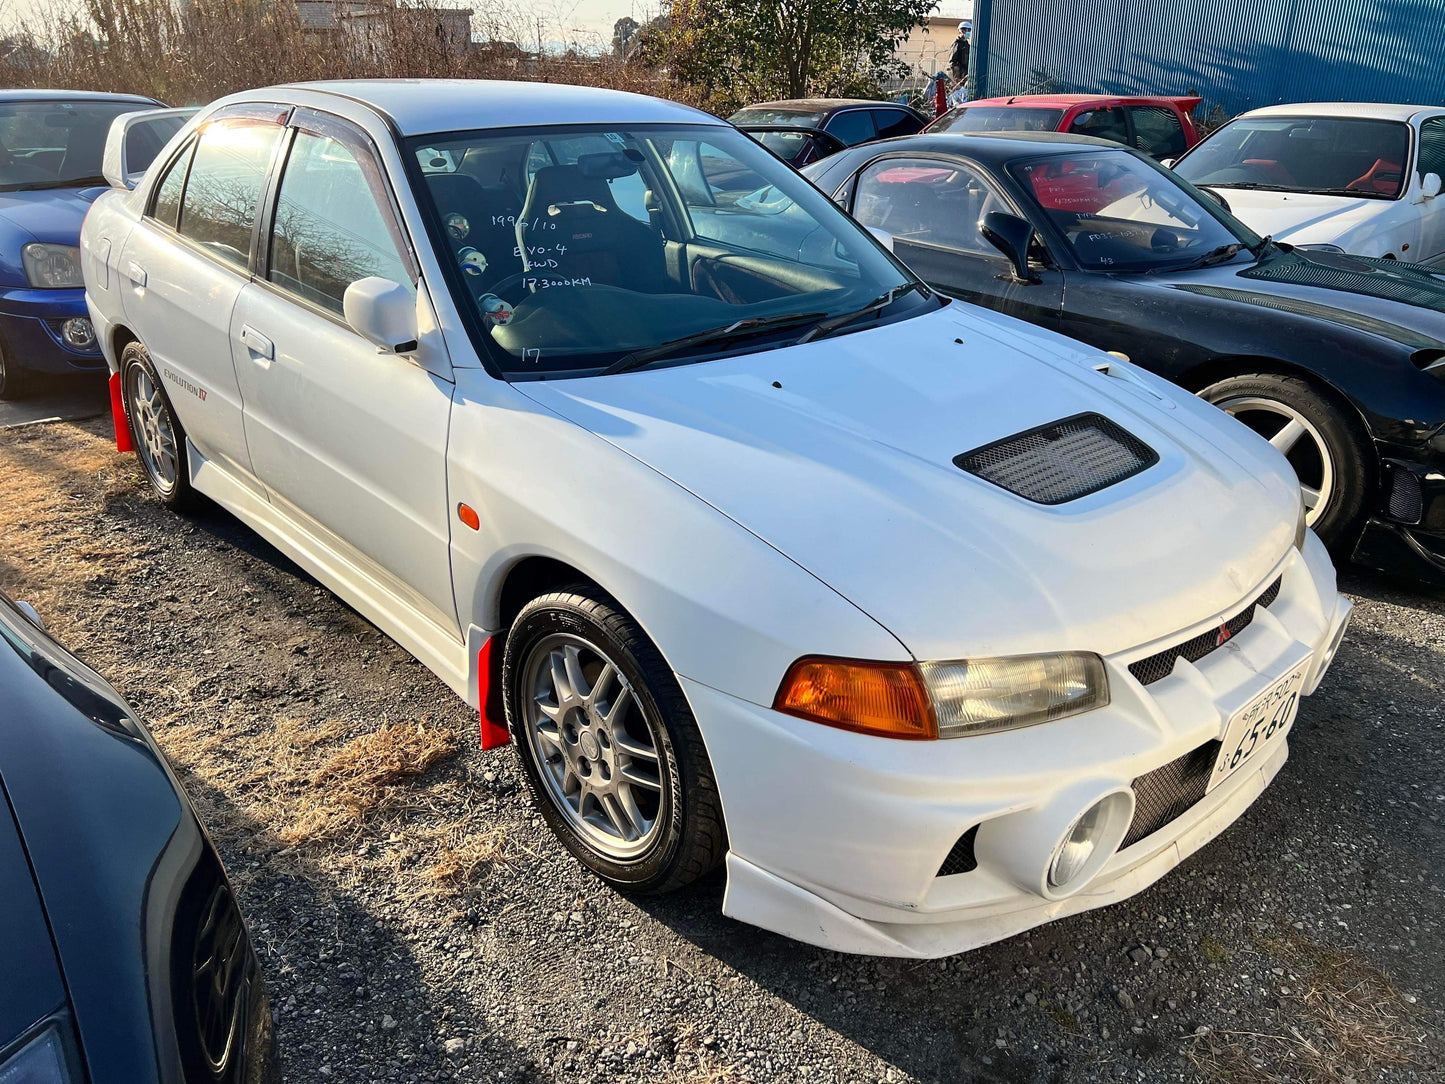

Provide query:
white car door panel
left=1416, top=115, right=1445, bottom=261
left=118, top=114, right=287, bottom=479
left=234, top=118, right=460, bottom=636
left=231, top=284, right=458, bottom=634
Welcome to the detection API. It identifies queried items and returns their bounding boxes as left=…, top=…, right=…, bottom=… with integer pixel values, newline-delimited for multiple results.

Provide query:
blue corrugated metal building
left=972, top=0, right=1445, bottom=119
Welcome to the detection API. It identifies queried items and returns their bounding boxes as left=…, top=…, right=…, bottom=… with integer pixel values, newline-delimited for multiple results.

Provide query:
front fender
left=445, top=371, right=908, bottom=709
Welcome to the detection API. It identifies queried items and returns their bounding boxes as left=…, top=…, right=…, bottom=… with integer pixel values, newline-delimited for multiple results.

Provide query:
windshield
left=1176, top=116, right=1412, bottom=199
left=408, top=123, right=929, bottom=377
left=1011, top=151, right=1254, bottom=272
left=931, top=105, right=1067, bottom=134
left=730, top=107, right=827, bottom=128
left=0, top=99, right=149, bottom=190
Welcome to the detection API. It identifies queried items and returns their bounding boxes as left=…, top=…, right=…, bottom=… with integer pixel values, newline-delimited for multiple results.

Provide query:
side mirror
left=101, top=107, right=198, bottom=190
left=14, top=600, right=45, bottom=630
left=343, top=277, right=419, bottom=354
left=1197, top=185, right=1232, bottom=214
left=867, top=226, right=895, bottom=253
left=1160, top=157, right=1177, bottom=169
left=980, top=211, right=1040, bottom=283
left=1422, top=172, right=1442, bottom=201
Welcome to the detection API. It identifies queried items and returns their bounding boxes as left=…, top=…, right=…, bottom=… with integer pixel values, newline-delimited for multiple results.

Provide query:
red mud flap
left=477, top=637, right=510, bottom=750
left=110, top=372, right=134, bottom=453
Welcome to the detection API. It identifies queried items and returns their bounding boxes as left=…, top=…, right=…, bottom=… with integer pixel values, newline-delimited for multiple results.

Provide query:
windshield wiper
left=600, top=311, right=827, bottom=376
left=1178, top=242, right=1248, bottom=270
left=0, top=174, right=108, bottom=192
left=794, top=281, right=926, bottom=345
left=1196, top=181, right=1296, bottom=192
left=1307, top=186, right=1393, bottom=199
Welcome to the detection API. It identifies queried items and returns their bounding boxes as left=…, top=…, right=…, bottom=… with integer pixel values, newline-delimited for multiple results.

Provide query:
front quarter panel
left=446, top=371, right=909, bottom=708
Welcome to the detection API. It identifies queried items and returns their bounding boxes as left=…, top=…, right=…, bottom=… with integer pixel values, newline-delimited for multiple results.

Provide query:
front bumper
left=1352, top=454, right=1445, bottom=586
left=0, top=286, right=103, bottom=374
left=684, top=536, right=1350, bottom=957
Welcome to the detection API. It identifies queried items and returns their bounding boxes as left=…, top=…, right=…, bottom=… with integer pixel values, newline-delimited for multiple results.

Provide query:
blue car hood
left=0, top=185, right=104, bottom=245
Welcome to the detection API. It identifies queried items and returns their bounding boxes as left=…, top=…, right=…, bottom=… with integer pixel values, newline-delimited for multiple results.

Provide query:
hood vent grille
left=953, top=412, right=1158, bottom=505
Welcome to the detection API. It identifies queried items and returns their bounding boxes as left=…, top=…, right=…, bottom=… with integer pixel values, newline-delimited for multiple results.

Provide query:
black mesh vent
left=937, top=825, right=979, bottom=876
left=1128, top=576, right=1282, bottom=687
left=953, top=413, right=1158, bottom=505
left=1122, top=740, right=1221, bottom=849
left=1387, top=466, right=1424, bottom=524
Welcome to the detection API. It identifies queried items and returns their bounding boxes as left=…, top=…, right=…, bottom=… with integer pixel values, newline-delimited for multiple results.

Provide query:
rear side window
left=1420, top=117, right=1445, bottom=180
left=1068, top=107, right=1129, bottom=145
left=852, top=157, right=1010, bottom=256
left=1129, top=106, right=1187, bottom=159
left=178, top=119, right=283, bottom=269
left=872, top=109, right=923, bottom=139
left=269, top=129, right=413, bottom=315
left=150, top=140, right=193, bottom=230
left=825, top=110, right=877, bottom=146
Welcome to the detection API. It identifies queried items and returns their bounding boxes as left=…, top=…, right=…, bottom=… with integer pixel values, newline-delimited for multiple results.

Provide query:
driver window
left=268, top=129, right=413, bottom=315
left=1420, top=118, right=1445, bottom=180
left=852, top=157, right=1009, bottom=256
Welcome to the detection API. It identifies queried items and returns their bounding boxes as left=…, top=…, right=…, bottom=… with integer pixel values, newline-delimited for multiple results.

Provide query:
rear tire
left=503, top=586, right=726, bottom=894
left=1199, top=371, right=1371, bottom=551
left=0, top=339, right=32, bottom=401
left=121, top=341, right=199, bottom=511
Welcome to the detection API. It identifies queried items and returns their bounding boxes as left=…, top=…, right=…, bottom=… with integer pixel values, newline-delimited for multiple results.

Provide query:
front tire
left=0, top=338, right=32, bottom=401
left=503, top=587, right=726, bottom=893
left=1199, top=371, right=1371, bottom=551
left=122, top=341, right=198, bottom=511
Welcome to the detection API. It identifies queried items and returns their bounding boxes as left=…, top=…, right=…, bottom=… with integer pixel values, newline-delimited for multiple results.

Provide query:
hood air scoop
left=953, top=412, right=1158, bottom=505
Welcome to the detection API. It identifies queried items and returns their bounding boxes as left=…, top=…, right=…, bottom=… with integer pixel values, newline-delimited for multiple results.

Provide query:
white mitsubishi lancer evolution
left=82, top=80, right=1352, bottom=958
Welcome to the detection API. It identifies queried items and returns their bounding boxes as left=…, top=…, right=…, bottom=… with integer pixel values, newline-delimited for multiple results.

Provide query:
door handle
left=125, top=261, right=146, bottom=287
left=239, top=324, right=274, bottom=362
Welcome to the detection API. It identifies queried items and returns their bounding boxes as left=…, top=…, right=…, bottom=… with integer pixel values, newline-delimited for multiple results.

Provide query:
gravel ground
left=2, top=416, right=1442, bottom=1084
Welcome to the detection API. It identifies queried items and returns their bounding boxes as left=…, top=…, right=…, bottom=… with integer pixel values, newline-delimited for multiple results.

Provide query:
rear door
left=231, top=108, right=460, bottom=635
left=116, top=104, right=288, bottom=480
left=845, top=153, right=1063, bottom=325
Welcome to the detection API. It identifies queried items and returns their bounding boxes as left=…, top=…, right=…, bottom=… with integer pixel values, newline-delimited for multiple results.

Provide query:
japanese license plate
left=1208, top=661, right=1309, bottom=793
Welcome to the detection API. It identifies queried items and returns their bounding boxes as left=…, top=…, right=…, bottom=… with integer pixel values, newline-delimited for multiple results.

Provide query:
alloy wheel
left=130, top=366, right=179, bottom=492
left=1214, top=394, right=1334, bottom=527
left=520, top=633, right=667, bottom=861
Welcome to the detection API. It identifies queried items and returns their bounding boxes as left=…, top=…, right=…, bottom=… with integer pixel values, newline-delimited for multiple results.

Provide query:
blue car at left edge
left=0, top=90, right=168, bottom=400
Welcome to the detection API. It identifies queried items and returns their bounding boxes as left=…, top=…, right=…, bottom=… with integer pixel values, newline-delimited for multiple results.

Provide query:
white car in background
left=1173, top=102, right=1445, bottom=262
left=82, top=80, right=1351, bottom=958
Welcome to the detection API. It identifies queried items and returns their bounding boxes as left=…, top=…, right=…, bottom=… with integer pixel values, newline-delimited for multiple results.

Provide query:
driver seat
left=515, top=159, right=665, bottom=291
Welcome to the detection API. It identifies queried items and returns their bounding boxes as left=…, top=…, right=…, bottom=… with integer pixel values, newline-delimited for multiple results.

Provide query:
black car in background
left=0, top=592, right=274, bottom=1082
left=806, top=131, right=1445, bottom=584
left=730, top=98, right=928, bottom=167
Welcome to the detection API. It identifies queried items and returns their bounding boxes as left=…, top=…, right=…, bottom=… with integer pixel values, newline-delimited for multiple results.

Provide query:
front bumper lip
left=684, top=540, right=1350, bottom=957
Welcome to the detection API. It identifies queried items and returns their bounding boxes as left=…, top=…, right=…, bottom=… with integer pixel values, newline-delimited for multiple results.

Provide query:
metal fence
left=976, top=0, right=1445, bottom=118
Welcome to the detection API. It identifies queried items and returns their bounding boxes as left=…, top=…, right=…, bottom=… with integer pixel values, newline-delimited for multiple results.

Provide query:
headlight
left=774, top=651, right=1109, bottom=739
left=1295, top=499, right=1309, bottom=550
left=22, top=243, right=84, bottom=288
left=0, top=1026, right=73, bottom=1083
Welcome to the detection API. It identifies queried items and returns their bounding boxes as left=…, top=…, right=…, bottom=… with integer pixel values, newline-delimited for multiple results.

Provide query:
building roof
left=1243, top=102, right=1445, bottom=121
left=279, top=79, right=719, bottom=135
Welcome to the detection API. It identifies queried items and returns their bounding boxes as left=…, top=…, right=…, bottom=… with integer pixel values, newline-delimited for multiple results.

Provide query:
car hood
left=1209, top=187, right=1388, bottom=243
left=1149, top=248, right=1445, bottom=347
left=522, top=304, right=1299, bottom=662
left=0, top=185, right=104, bottom=246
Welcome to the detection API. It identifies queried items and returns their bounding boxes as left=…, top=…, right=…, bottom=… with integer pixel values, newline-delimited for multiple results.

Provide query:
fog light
left=60, top=317, right=96, bottom=350
left=1049, top=805, right=1107, bottom=888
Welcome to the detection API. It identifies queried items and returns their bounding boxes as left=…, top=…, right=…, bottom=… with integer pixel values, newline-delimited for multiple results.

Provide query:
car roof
left=1240, top=102, right=1442, bottom=122
left=737, top=99, right=892, bottom=114
left=269, top=79, right=722, bottom=136
left=965, top=93, right=1200, bottom=108
left=0, top=89, right=159, bottom=105
left=856, top=130, right=1125, bottom=164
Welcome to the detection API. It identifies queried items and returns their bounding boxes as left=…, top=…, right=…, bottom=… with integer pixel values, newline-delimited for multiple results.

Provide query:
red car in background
left=926, top=94, right=1202, bottom=161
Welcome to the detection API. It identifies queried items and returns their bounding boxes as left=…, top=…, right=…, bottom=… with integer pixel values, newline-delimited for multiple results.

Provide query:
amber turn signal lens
left=774, top=657, right=937, bottom=740
left=457, top=503, right=480, bottom=531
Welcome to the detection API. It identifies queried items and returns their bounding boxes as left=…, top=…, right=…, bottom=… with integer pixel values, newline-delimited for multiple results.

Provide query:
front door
left=847, top=154, right=1064, bottom=326
left=1416, top=116, right=1445, bottom=262
left=232, top=113, right=459, bottom=635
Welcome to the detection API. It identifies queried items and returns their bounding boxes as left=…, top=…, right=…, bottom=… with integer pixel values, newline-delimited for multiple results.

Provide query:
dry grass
left=1185, top=927, right=1425, bottom=1083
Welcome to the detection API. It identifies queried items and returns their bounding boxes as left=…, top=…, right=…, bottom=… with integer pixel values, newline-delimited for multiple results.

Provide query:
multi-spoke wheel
left=121, top=341, right=198, bottom=510
left=504, top=588, right=726, bottom=892
left=1200, top=372, right=1371, bottom=551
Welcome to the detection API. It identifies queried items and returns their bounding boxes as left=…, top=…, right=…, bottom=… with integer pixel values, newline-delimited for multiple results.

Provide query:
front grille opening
left=1387, top=465, right=1424, bottom=524
left=1128, top=576, right=1282, bottom=687
left=936, top=825, right=979, bottom=876
left=953, top=412, right=1158, bottom=505
left=1122, top=740, right=1221, bottom=849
